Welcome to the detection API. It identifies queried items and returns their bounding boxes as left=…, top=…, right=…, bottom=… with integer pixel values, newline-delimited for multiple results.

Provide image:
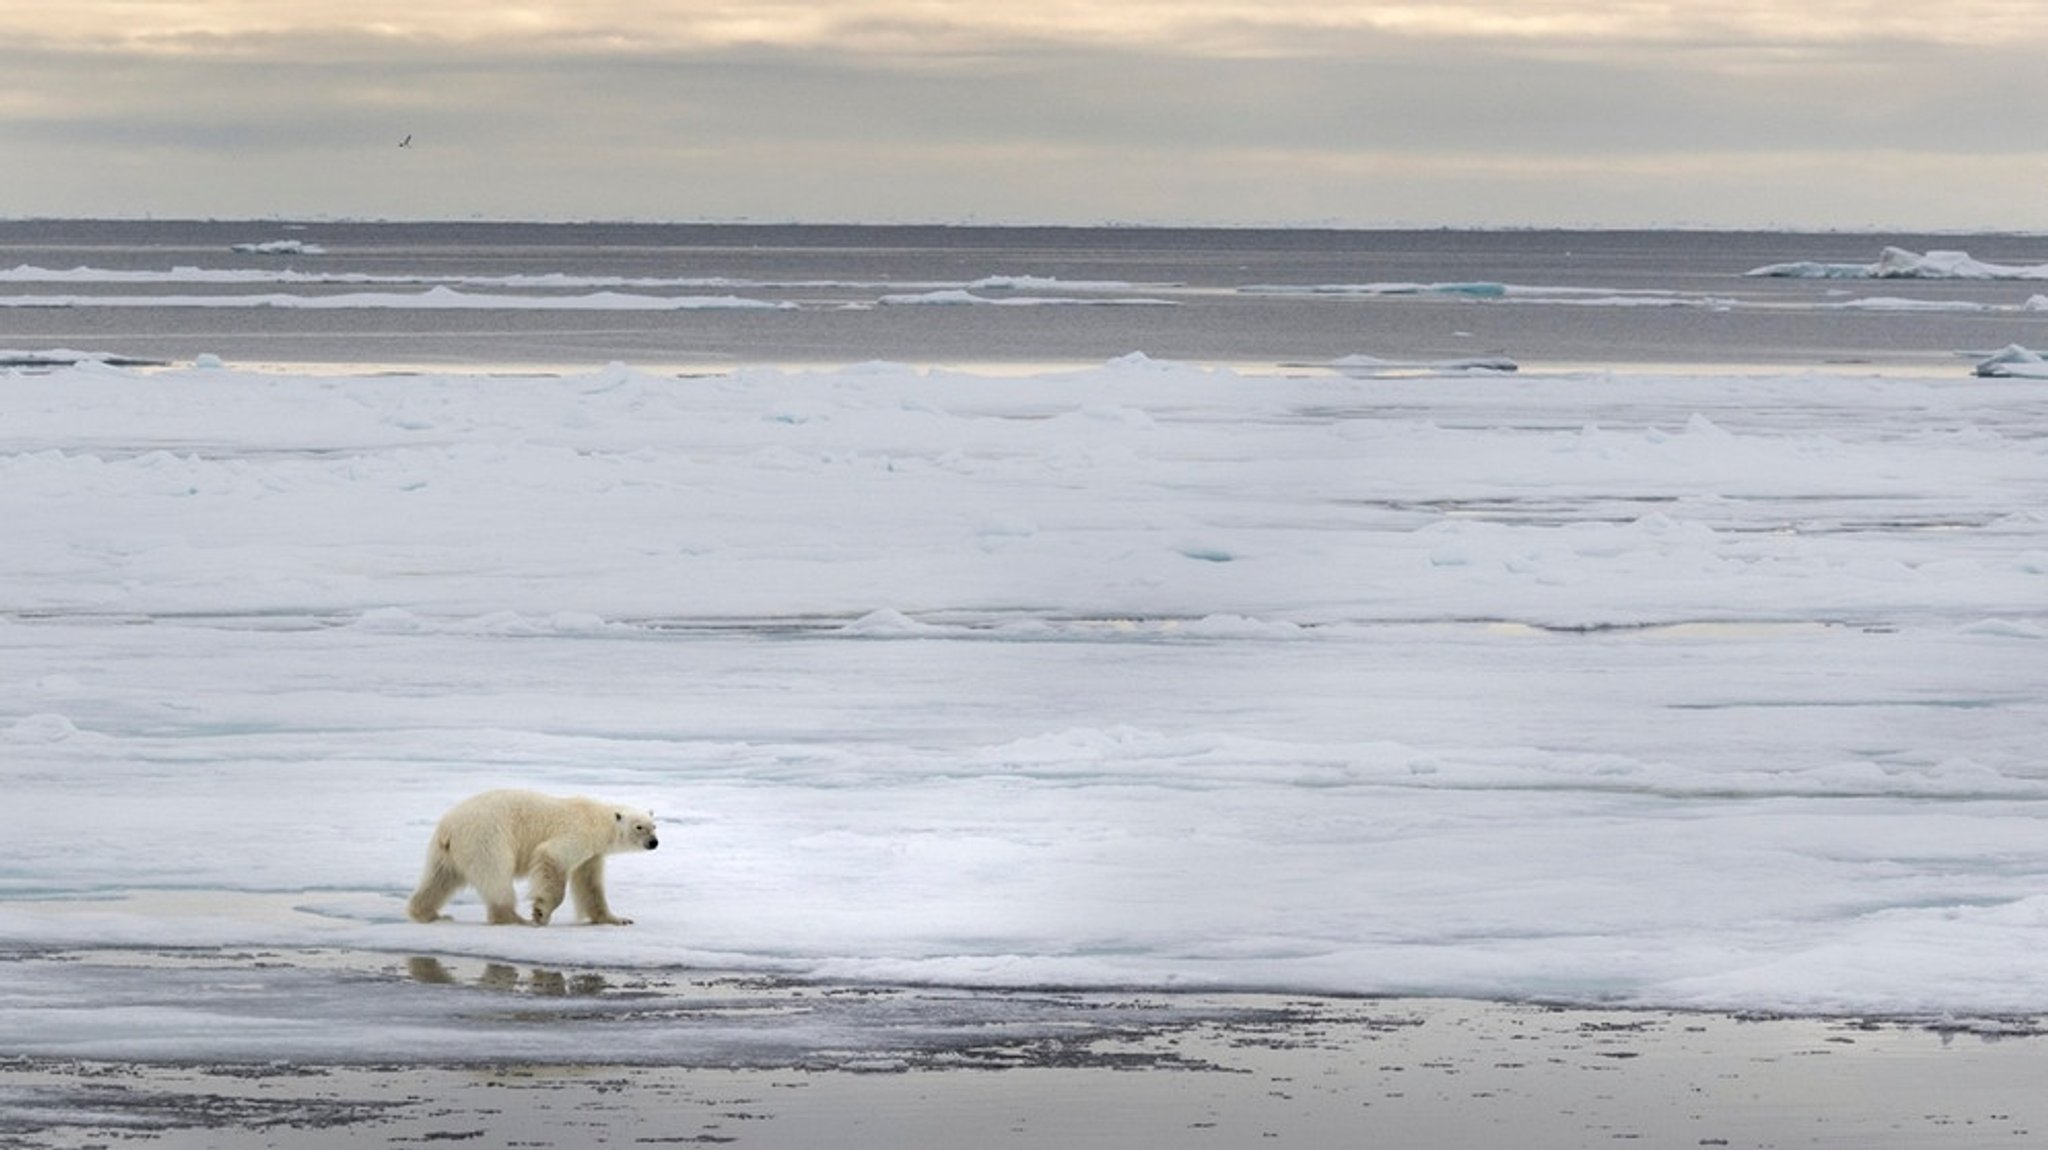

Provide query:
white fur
left=406, top=789, right=659, bottom=926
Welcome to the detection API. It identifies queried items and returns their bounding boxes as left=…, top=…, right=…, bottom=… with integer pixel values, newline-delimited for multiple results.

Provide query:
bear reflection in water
left=407, top=955, right=611, bottom=997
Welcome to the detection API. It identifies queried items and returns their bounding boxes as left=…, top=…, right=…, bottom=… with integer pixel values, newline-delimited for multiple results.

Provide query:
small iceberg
left=837, top=608, right=947, bottom=637
left=231, top=239, right=328, bottom=256
left=1329, top=353, right=1518, bottom=376
left=1974, top=345, right=2048, bottom=379
left=966, top=275, right=1146, bottom=292
left=1243, top=281, right=1509, bottom=298
left=1748, top=246, right=2048, bottom=281
left=875, top=289, right=1175, bottom=307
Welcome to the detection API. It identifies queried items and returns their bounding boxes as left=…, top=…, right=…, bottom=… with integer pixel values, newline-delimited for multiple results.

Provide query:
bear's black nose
left=646, top=838, right=659, bottom=850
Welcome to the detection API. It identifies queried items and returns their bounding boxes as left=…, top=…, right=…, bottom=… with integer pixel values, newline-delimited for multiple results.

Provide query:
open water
left=2, top=220, right=2044, bottom=370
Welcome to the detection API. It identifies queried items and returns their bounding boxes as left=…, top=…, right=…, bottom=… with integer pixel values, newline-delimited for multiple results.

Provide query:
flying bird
left=399, top=134, right=412, bottom=148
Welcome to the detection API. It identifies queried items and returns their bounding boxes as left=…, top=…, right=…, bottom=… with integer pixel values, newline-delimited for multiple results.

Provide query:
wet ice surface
left=1, top=947, right=1280, bottom=1068
left=7, top=967, right=2048, bottom=1150
left=2, top=355, right=2047, bottom=1067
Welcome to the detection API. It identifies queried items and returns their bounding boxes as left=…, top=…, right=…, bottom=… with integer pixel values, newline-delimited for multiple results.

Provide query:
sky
left=3, top=1, right=2046, bottom=229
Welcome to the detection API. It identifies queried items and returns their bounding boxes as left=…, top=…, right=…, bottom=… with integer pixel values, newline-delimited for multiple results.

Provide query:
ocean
left=3, top=220, right=2045, bottom=371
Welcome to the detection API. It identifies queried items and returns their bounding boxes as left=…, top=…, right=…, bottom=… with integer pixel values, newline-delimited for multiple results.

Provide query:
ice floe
left=0, top=347, right=166, bottom=368
left=1975, top=344, right=2048, bottom=378
left=876, top=289, right=1175, bottom=307
left=1, top=355, right=2045, bottom=1025
left=1748, top=246, right=2048, bottom=280
left=1327, top=353, right=1519, bottom=375
left=230, top=239, right=327, bottom=256
left=0, top=288, right=793, bottom=310
left=1242, top=281, right=1509, bottom=298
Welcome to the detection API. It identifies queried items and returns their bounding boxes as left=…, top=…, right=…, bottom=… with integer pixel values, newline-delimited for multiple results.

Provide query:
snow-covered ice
left=2, top=352, right=2046, bottom=1059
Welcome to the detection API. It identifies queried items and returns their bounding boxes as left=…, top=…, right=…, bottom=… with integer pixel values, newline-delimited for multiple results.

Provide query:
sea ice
left=1, top=354, right=2045, bottom=1044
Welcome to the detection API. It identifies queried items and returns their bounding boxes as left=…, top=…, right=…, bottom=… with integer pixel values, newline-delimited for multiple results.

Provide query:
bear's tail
left=406, top=835, right=463, bottom=923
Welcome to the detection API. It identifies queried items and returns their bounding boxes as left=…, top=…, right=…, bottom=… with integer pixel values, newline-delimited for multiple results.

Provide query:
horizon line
left=3, top=214, right=2044, bottom=237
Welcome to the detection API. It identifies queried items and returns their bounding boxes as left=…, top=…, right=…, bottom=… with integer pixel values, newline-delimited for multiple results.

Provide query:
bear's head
left=614, top=807, right=659, bottom=851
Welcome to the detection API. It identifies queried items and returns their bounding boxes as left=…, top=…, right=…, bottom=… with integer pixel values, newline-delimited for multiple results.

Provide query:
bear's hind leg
left=528, top=848, right=570, bottom=926
left=407, top=845, right=464, bottom=923
left=571, top=856, right=631, bottom=925
left=471, top=872, right=525, bottom=925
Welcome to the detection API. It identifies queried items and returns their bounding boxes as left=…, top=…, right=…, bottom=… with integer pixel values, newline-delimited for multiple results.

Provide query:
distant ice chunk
left=878, top=289, right=989, bottom=306
left=967, top=275, right=1144, bottom=292
left=0, top=347, right=164, bottom=368
left=1974, top=344, right=2048, bottom=378
left=876, top=289, right=1174, bottom=307
left=1832, top=296, right=1997, bottom=313
left=1243, top=281, right=1508, bottom=298
left=1748, top=246, right=2048, bottom=280
left=231, top=239, right=327, bottom=256
left=838, top=608, right=946, bottom=637
left=1330, top=353, right=1518, bottom=376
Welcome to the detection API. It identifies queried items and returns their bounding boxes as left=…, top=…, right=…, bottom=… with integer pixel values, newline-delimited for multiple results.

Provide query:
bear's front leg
left=570, top=856, right=633, bottom=925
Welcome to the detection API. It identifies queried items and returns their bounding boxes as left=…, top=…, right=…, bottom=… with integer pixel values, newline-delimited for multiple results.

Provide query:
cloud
left=2, top=2, right=2046, bottom=225
left=17, top=1, right=2048, bottom=56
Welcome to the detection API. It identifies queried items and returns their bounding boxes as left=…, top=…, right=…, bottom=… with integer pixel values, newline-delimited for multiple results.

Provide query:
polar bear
left=406, top=789, right=659, bottom=926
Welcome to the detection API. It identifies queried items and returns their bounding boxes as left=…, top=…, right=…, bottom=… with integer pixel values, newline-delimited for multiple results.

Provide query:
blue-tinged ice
left=1749, top=246, right=2048, bottom=280
left=1975, top=344, right=2048, bottom=378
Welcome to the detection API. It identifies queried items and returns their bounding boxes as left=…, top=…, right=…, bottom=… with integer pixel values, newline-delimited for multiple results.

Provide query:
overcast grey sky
left=5, top=1, right=2045, bottom=228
